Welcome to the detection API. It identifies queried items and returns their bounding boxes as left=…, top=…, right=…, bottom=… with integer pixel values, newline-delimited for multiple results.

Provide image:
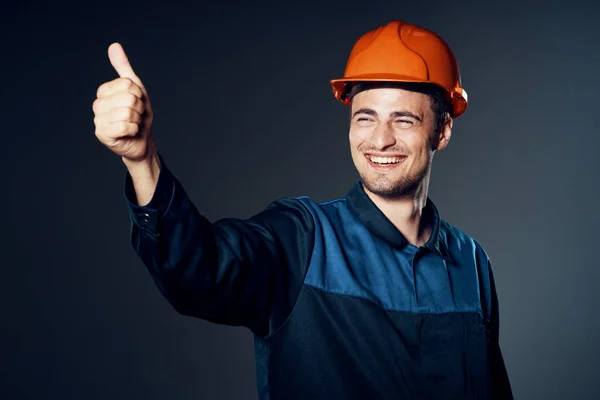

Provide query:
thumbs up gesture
left=93, top=43, right=155, bottom=162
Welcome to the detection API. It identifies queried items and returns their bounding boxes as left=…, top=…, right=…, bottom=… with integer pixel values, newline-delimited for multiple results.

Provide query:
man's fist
left=93, top=43, right=155, bottom=162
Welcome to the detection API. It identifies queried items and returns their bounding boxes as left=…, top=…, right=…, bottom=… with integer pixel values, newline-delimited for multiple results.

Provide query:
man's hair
left=347, top=82, right=452, bottom=135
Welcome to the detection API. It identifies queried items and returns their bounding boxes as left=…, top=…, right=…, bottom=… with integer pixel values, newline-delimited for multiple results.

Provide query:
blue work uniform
left=123, top=153, right=513, bottom=400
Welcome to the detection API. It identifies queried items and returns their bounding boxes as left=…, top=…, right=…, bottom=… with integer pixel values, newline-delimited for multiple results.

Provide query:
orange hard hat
left=330, top=20, right=468, bottom=118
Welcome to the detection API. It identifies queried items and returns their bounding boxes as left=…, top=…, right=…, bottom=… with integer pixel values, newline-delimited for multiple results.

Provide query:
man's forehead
left=351, top=87, right=431, bottom=114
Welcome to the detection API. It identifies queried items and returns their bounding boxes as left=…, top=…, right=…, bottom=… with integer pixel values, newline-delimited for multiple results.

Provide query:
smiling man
left=348, top=84, right=449, bottom=244
left=96, top=19, right=513, bottom=400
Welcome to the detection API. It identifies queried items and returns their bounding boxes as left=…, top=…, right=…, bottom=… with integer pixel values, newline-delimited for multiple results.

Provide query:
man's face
left=349, top=87, right=451, bottom=199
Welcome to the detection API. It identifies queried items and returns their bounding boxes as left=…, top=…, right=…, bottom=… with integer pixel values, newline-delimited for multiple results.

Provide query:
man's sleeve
left=487, top=259, right=514, bottom=400
left=123, top=152, right=315, bottom=338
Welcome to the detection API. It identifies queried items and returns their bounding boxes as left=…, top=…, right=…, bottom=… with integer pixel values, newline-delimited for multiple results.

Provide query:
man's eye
left=395, top=119, right=413, bottom=126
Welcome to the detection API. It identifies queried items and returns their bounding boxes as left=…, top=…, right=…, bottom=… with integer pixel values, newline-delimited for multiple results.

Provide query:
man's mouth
left=365, top=154, right=407, bottom=170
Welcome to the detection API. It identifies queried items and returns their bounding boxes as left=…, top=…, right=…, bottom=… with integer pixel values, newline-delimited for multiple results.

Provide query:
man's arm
left=487, top=260, right=514, bottom=400
left=123, top=152, right=315, bottom=338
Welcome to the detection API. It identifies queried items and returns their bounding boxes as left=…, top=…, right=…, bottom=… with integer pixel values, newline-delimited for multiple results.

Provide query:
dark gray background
left=2, top=0, right=599, bottom=399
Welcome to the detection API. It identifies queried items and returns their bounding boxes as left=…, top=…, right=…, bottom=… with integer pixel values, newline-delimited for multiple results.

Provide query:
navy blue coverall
left=123, top=153, right=513, bottom=399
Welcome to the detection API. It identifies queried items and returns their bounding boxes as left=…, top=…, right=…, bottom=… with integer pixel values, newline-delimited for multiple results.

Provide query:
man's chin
left=361, top=176, right=418, bottom=199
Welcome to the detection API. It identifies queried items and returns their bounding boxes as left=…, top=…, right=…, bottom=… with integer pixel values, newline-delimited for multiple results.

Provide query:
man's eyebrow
left=390, top=111, right=422, bottom=122
left=352, top=108, right=422, bottom=122
left=352, top=108, right=377, bottom=118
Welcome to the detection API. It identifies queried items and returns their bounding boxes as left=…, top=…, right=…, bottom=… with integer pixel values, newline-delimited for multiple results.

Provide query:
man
left=93, top=20, right=513, bottom=399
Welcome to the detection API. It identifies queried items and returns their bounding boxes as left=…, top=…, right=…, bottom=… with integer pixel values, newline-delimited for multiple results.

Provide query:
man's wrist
left=122, top=139, right=160, bottom=179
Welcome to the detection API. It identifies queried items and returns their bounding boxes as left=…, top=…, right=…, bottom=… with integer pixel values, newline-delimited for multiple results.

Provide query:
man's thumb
left=108, top=42, right=145, bottom=91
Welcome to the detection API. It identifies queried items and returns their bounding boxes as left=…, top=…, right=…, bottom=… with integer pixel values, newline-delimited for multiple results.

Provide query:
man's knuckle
left=127, top=94, right=138, bottom=107
left=123, top=78, right=140, bottom=93
left=96, top=84, right=107, bottom=98
left=115, top=120, right=126, bottom=132
left=126, top=107, right=136, bottom=120
left=95, top=126, right=106, bottom=139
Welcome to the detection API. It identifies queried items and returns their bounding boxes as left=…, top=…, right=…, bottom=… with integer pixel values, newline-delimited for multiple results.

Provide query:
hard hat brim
left=330, top=73, right=430, bottom=96
left=330, top=74, right=467, bottom=118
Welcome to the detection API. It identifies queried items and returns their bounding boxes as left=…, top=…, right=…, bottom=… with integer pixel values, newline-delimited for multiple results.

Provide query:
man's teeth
left=369, top=156, right=404, bottom=164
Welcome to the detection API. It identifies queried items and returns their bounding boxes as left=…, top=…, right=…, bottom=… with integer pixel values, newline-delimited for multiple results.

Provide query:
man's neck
left=362, top=183, right=431, bottom=247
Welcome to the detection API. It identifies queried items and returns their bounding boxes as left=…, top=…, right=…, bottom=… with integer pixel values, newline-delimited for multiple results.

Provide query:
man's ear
left=434, top=116, right=453, bottom=151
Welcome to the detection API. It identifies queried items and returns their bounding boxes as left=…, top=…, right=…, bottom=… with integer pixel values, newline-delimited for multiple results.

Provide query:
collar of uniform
left=345, top=180, right=454, bottom=263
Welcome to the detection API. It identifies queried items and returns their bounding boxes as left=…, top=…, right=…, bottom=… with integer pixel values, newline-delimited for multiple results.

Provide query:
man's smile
left=364, top=153, right=407, bottom=171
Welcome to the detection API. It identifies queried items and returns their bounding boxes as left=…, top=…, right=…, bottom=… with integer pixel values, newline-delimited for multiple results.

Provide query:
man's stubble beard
left=359, top=160, right=432, bottom=200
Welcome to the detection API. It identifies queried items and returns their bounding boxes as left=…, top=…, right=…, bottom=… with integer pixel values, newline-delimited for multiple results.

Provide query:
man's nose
left=369, top=123, right=396, bottom=149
